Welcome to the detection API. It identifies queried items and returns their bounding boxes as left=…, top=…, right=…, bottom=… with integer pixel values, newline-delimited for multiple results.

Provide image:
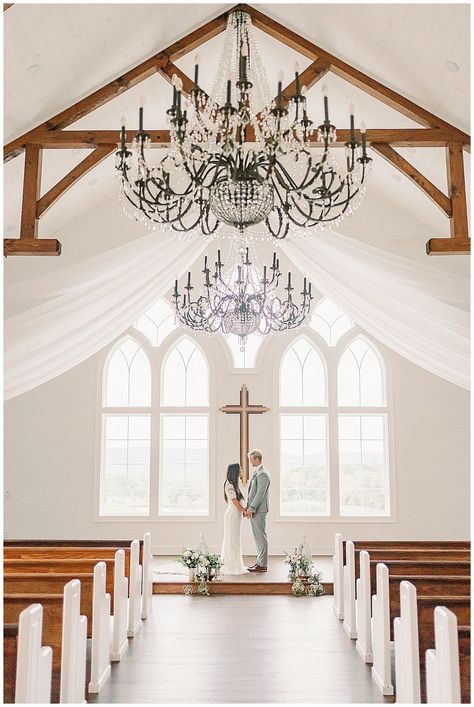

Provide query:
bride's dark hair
left=224, top=463, right=243, bottom=502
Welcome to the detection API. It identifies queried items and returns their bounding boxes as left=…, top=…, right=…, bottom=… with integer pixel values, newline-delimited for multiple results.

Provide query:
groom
left=244, top=449, right=270, bottom=573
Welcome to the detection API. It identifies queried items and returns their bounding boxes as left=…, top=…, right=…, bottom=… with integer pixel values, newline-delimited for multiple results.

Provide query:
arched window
left=100, top=337, right=151, bottom=516
left=280, top=338, right=327, bottom=407
left=134, top=299, right=176, bottom=347
left=338, top=337, right=385, bottom=406
left=311, top=298, right=353, bottom=346
left=338, top=337, right=389, bottom=516
left=160, top=338, right=209, bottom=516
left=279, top=338, right=329, bottom=516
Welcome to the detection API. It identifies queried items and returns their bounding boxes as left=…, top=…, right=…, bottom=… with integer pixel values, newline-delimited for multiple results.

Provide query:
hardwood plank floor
left=89, top=595, right=393, bottom=704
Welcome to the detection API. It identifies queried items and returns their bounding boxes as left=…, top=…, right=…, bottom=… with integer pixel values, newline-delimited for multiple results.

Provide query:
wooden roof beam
left=243, top=4, right=469, bottom=146
left=4, top=6, right=232, bottom=162
left=370, top=143, right=452, bottom=217
left=4, top=143, right=61, bottom=256
left=36, top=146, right=116, bottom=218
left=25, top=128, right=461, bottom=150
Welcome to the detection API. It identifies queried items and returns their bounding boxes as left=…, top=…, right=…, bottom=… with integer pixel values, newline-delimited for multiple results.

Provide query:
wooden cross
left=220, top=384, right=269, bottom=484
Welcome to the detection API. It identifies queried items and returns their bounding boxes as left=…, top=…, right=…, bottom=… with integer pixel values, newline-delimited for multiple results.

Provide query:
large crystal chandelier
left=116, top=10, right=372, bottom=239
left=172, top=240, right=314, bottom=349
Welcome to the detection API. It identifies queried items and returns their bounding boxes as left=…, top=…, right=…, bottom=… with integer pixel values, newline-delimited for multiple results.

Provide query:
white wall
left=4, top=319, right=469, bottom=555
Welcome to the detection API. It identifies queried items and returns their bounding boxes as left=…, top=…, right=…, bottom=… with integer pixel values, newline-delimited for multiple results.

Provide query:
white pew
left=343, top=540, right=357, bottom=639
left=127, top=539, right=142, bottom=638
left=371, top=563, right=394, bottom=695
left=15, top=604, right=52, bottom=704
left=333, top=532, right=344, bottom=620
left=356, top=550, right=373, bottom=662
left=426, top=606, right=461, bottom=704
left=88, top=562, right=111, bottom=694
left=141, top=531, right=153, bottom=620
left=394, top=580, right=421, bottom=703
left=111, top=549, right=129, bottom=662
left=60, top=579, right=87, bottom=704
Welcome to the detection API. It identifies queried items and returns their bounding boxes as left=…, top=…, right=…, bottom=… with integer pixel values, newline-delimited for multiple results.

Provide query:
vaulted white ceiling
left=3, top=2, right=471, bottom=279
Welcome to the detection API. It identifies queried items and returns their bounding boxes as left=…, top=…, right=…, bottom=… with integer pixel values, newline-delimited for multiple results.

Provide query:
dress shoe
left=248, top=564, right=267, bottom=572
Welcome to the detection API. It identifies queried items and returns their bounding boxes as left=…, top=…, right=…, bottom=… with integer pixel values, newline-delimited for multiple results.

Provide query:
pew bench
left=4, top=556, right=131, bottom=578
left=4, top=572, right=115, bottom=632
left=4, top=595, right=64, bottom=671
left=4, top=624, right=18, bottom=703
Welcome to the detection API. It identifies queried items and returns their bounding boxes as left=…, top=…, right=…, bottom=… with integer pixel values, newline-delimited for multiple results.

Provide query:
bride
left=220, top=463, right=248, bottom=575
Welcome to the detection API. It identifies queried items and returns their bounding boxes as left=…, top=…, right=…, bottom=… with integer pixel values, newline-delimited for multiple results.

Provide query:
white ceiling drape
left=5, top=233, right=207, bottom=400
left=5, top=230, right=469, bottom=400
left=282, top=233, right=469, bottom=390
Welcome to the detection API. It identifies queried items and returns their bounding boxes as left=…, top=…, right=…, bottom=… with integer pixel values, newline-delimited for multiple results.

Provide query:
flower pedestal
left=189, top=568, right=196, bottom=582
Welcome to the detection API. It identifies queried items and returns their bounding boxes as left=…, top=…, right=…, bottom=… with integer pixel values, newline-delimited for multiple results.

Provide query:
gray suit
left=247, top=465, right=270, bottom=568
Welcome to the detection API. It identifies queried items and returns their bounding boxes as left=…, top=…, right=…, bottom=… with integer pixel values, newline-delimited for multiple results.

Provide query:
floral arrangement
left=285, top=546, right=325, bottom=597
left=178, top=548, right=205, bottom=569
left=178, top=549, right=223, bottom=595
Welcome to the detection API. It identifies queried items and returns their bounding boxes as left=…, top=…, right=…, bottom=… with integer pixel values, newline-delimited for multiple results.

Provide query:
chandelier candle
left=115, top=9, right=372, bottom=237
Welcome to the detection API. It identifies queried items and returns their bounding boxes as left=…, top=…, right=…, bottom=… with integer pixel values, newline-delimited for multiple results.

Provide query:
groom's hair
left=249, top=449, right=262, bottom=462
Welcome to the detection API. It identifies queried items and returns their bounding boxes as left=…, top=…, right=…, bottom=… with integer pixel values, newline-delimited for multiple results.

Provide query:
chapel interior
left=3, top=3, right=470, bottom=704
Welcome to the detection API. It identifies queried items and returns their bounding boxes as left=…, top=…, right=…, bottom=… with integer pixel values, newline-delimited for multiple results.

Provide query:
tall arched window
left=134, top=299, right=176, bottom=347
left=160, top=338, right=209, bottom=516
left=338, top=337, right=389, bottom=516
left=279, top=338, right=329, bottom=516
left=310, top=298, right=353, bottom=346
left=100, top=337, right=151, bottom=516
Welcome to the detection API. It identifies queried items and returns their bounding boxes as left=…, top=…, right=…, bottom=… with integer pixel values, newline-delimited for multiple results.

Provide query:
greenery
left=285, top=546, right=325, bottom=597
left=178, top=550, right=222, bottom=596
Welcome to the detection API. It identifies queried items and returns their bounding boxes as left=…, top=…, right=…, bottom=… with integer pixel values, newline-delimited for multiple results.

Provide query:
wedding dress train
left=221, top=481, right=248, bottom=575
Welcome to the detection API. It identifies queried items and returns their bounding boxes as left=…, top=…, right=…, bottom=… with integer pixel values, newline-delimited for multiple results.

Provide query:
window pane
left=338, top=337, right=384, bottom=406
left=280, top=339, right=326, bottom=406
left=104, top=338, right=151, bottom=407
left=280, top=414, right=329, bottom=516
left=338, top=414, right=389, bottom=516
left=310, top=299, right=353, bottom=346
left=160, top=415, right=209, bottom=515
left=100, top=414, right=150, bottom=516
left=134, top=299, right=176, bottom=347
left=162, top=339, right=208, bottom=406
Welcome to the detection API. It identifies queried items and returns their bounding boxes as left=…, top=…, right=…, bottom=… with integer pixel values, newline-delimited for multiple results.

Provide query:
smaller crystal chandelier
left=172, top=241, right=313, bottom=349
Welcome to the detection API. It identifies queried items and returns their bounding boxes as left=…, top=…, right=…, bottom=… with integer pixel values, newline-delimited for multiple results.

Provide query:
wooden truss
left=4, top=3, right=470, bottom=257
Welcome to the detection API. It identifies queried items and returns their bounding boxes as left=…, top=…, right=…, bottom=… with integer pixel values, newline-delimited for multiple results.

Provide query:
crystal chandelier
left=172, top=240, right=314, bottom=349
left=116, top=10, right=372, bottom=239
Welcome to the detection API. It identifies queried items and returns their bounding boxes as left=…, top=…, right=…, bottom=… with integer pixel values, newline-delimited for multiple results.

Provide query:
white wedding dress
left=220, top=481, right=248, bottom=575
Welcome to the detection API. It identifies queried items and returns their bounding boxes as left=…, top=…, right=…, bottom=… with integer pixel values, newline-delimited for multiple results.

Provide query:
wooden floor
left=89, top=595, right=393, bottom=704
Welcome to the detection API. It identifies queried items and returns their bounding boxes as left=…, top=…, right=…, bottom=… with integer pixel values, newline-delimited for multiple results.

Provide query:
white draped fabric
left=5, top=233, right=207, bottom=400
left=5, top=230, right=469, bottom=400
left=283, top=233, right=469, bottom=389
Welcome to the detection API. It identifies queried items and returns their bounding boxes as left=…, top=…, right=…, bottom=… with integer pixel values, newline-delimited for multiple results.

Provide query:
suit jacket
left=247, top=464, right=270, bottom=515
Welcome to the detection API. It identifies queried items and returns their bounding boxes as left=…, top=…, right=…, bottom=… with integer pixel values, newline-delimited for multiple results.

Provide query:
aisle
left=89, top=595, right=394, bottom=703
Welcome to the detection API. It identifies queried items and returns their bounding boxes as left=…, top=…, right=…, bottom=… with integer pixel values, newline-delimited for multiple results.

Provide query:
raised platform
left=152, top=555, right=334, bottom=596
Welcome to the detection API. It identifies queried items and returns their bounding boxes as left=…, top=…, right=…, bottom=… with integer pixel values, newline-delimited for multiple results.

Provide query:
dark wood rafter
left=20, top=127, right=468, bottom=150
left=426, top=143, right=470, bottom=254
left=4, top=4, right=14, bottom=11
left=3, top=3, right=470, bottom=256
left=3, top=6, right=233, bottom=163
left=244, top=4, right=469, bottom=144
left=370, top=143, right=452, bottom=217
left=36, top=146, right=116, bottom=218
left=4, top=144, right=61, bottom=256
